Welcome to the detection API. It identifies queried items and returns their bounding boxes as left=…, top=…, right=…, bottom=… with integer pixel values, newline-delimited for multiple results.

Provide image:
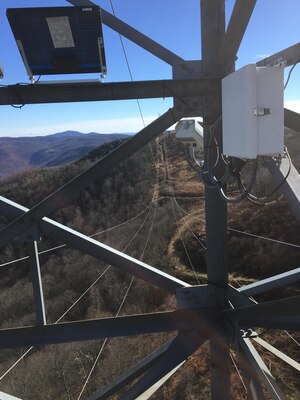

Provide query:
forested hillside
left=0, top=133, right=299, bottom=399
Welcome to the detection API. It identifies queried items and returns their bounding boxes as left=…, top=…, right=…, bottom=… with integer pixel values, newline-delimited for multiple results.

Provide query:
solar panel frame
left=6, top=6, right=107, bottom=78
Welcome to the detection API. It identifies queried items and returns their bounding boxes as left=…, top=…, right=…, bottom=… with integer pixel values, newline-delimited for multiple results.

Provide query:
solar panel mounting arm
left=66, top=0, right=184, bottom=65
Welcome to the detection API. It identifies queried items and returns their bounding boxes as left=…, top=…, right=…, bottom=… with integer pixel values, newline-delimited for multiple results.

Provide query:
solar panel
left=7, top=6, right=107, bottom=79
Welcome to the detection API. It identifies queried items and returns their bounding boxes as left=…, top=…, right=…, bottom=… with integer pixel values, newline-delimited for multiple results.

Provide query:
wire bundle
left=191, top=117, right=292, bottom=205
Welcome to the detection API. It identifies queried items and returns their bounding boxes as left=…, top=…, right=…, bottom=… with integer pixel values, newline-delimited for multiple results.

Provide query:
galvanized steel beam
left=133, top=362, right=184, bottom=400
left=118, top=332, right=207, bottom=400
left=88, top=337, right=178, bottom=400
left=266, top=157, right=300, bottom=223
left=284, top=108, right=300, bottom=132
left=0, top=78, right=219, bottom=106
left=89, top=331, right=206, bottom=400
left=239, top=337, right=286, bottom=400
left=219, top=0, right=257, bottom=65
left=236, top=347, right=266, bottom=400
left=201, top=1, right=231, bottom=399
left=239, top=267, right=300, bottom=296
left=0, top=196, right=190, bottom=294
left=0, top=310, right=198, bottom=350
left=101, top=9, right=184, bottom=66
left=42, top=218, right=190, bottom=294
left=253, top=337, right=300, bottom=373
left=226, top=295, right=300, bottom=321
left=228, top=287, right=300, bottom=329
left=257, top=42, right=300, bottom=68
left=228, top=285, right=257, bottom=307
left=67, top=1, right=184, bottom=65
left=242, top=316, right=300, bottom=331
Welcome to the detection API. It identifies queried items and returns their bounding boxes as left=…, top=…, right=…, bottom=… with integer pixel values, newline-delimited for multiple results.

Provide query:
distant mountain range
left=0, top=131, right=128, bottom=178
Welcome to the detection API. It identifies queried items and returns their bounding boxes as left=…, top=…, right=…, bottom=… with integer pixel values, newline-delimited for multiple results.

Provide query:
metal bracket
left=19, top=225, right=40, bottom=243
left=172, top=60, right=205, bottom=116
left=254, top=107, right=271, bottom=117
left=265, top=58, right=287, bottom=68
left=176, top=285, right=209, bottom=310
left=241, top=328, right=258, bottom=339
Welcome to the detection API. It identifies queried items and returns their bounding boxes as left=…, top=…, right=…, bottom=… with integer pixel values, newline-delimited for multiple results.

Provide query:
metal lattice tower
left=0, top=0, right=299, bottom=399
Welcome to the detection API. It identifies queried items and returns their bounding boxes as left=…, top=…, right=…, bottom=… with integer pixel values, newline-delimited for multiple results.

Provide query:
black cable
left=34, top=75, right=42, bottom=83
left=217, top=158, right=258, bottom=204
left=200, top=117, right=224, bottom=188
left=245, top=147, right=291, bottom=204
left=201, top=115, right=291, bottom=205
left=10, top=103, right=25, bottom=109
left=206, top=116, right=228, bottom=184
left=202, top=117, right=258, bottom=203
left=284, top=63, right=298, bottom=90
left=5, top=81, right=36, bottom=109
left=7, top=85, right=25, bottom=109
left=185, top=144, right=201, bottom=172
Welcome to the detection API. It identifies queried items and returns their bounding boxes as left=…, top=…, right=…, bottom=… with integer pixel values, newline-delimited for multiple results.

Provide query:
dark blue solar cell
left=7, top=6, right=107, bottom=77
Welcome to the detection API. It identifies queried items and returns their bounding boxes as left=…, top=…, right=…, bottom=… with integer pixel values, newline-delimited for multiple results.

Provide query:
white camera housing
left=175, top=118, right=204, bottom=150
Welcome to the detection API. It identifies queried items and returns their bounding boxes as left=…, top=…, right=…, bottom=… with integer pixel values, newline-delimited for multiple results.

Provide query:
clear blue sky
left=0, top=0, right=299, bottom=136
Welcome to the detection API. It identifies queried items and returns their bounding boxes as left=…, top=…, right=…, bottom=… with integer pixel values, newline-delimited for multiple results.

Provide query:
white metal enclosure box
left=222, top=64, right=284, bottom=159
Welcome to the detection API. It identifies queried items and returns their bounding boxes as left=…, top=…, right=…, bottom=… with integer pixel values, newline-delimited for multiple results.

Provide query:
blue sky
left=0, top=0, right=299, bottom=137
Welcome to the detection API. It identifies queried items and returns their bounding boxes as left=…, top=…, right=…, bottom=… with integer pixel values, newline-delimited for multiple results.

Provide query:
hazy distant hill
left=0, top=131, right=128, bottom=178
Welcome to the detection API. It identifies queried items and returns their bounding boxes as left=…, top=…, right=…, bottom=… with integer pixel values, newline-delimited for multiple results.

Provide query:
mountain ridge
left=0, top=131, right=128, bottom=178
